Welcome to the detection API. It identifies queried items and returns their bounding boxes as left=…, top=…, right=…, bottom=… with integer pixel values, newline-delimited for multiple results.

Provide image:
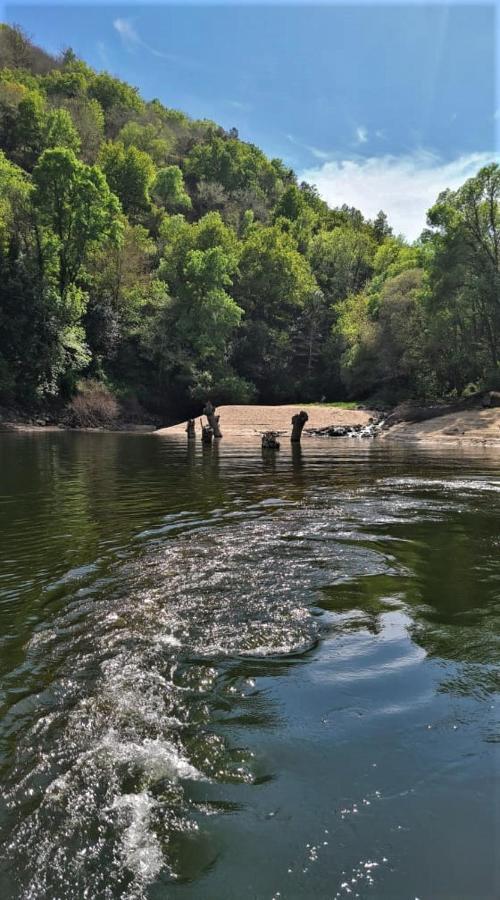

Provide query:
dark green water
left=0, top=432, right=499, bottom=900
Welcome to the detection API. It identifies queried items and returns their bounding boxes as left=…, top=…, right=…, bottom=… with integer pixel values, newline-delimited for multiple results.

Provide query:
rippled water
left=0, top=432, right=499, bottom=899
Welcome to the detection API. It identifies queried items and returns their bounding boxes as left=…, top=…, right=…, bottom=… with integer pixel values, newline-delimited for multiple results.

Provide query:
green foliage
left=32, top=147, right=122, bottom=296
left=44, top=107, right=81, bottom=154
left=186, top=136, right=282, bottom=200
left=0, top=26, right=497, bottom=414
left=426, top=164, right=500, bottom=384
left=309, top=227, right=376, bottom=306
left=89, top=71, right=142, bottom=113
left=99, top=140, right=155, bottom=216
left=14, top=90, right=46, bottom=168
left=153, top=165, right=191, bottom=211
left=118, top=120, right=172, bottom=166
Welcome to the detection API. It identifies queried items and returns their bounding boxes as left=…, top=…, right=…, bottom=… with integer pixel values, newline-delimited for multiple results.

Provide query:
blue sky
left=3, top=2, right=498, bottom=237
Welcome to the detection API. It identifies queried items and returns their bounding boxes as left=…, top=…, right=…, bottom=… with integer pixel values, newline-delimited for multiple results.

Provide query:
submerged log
left=203, top=400, right=222, bottom=438
left=186, top=418, right=196, bottom=439
left=291, top=410, right=309, bottom=443
left=262, top=431, right=280, bottom=450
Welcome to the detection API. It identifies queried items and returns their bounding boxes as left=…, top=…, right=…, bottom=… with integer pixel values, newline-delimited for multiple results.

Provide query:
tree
left=99, top=141, right=155, bottom=216
left=153, top=165, right=191, bottom=211
left=309, top=226, right=376, bottom=306
left=44, top=107, right=81, bottom=154
left=32, top=148, right=122, bottom=297
left=233, top=225, right=318, bottom=398
left=427, top=163, right=500, bottom=381
left=14, top=91, right=46, bottom=169
left=61, top=97, right=104, bottom=163
left=118, top=120, right=172, bottom=167
left=89, top=71, right=142, bottom=113
left=372, top=210, right=392, bottom=243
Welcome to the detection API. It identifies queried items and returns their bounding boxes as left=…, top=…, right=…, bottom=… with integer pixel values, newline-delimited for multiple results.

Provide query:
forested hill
left=0, top=24, right=498, bottom=421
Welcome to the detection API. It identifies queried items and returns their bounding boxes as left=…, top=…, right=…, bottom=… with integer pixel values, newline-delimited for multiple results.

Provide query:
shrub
left=68, top=379, right=119, bottom=426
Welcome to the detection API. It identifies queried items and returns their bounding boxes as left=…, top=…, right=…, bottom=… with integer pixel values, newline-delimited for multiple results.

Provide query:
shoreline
left=2, top=402, right=500, bottom=448
left=0, top=421, right=155, bottom=434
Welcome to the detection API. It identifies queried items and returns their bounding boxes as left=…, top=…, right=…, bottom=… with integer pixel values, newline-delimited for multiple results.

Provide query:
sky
left=3, top=1, right=498, bottom=239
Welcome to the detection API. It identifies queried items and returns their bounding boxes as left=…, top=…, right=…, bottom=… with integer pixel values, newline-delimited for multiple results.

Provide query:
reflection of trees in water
left=318, top=501, right=500, bottom=696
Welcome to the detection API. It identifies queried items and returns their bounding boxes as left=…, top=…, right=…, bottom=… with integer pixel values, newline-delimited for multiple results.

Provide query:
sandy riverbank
left=155, top=404, right=375, bottom=437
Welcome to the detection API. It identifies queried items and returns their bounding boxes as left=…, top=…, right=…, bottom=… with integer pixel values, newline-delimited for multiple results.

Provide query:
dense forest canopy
left=0, top=23, right=498, bottom=419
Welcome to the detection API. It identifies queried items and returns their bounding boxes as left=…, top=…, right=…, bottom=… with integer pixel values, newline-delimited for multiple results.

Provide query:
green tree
left=427, top=163, right=500, bottom=381
left=153, top=165, right=191, bottom=211
left=99, top=140, right=155, bottom=216
left=233, top=225, right=318, bottom=398
left=309, top=226, right=376, bottom=307
left=32, top=147, right=122, bottom=297
left=14, top=90, right=46, bottom=169
left=44, top=107, right=81, bottom=154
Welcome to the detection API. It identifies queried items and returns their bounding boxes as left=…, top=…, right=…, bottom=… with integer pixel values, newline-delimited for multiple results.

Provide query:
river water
left=0, top=432, right=498, bottom=899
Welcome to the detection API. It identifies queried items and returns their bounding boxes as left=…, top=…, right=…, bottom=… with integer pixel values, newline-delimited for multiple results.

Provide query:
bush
left=462, top=382, right=481, bottom=398
left=68, top=379, right=119, bottom=426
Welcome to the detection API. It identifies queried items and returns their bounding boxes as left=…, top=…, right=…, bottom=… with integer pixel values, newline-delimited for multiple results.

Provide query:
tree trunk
left=203, top=401, right=222, bottom=438
left=201, top=422, right=214, bottom=444
left=186, top=418, right=195, bottom=439
left=291, top=410, right=309, bottom=443
left=262, top=431, right=280, bottom=449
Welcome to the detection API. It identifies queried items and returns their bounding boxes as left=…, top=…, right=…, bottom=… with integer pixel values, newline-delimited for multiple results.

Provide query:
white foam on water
left=99, top=732, right=204, bottom=782
left=112, top=792, right=164, bottom=882
left=381, top=476, right=500, bottom=494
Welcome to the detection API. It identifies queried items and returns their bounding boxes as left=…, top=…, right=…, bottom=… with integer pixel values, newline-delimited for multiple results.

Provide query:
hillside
left=0, top=23, right=498, bottom=424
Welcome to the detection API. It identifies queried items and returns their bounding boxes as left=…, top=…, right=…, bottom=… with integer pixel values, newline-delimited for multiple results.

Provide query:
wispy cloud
left=113, top=18, right=139, bottom=47
left=286, top=133, right=331, bottom=161
left=355, top=126, right=368, bottom=145
left=96, top=40, right=111, bottom=69
left=227, top=99, right=253, bottom=112
left=113, top=17, right=199, bottom=67
left=299, top=151, right=498, bottom=241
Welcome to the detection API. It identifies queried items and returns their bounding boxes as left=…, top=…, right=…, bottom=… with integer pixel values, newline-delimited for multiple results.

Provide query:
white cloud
left=299, top=151, right=498, bottom=241
left=113, top=18, right=139, bottom=48
left=355, top=126, right=368, bottom=145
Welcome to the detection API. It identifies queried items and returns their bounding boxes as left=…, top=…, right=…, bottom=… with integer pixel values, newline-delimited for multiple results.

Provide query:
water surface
left=0, top=432, right=499, bottom=899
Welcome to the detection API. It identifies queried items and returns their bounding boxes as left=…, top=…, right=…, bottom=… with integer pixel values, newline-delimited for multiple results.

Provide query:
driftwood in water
left=203, top=401, right=222, bottom=438
left=262, top=431, right=280, bottom=449
left=291, top=410, right=309, bottom=443
left=186, top=418, right=196, bottom=439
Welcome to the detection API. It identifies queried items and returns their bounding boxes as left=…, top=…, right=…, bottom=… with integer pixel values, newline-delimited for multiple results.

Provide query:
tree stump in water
left=201, top=420, right=214, bottom=444
left=291, top=410, right=309, bottom=443
left=201, top=425, right=214, bottom=444
left=262, top=431, right=280, bottom=450
left=203, top=401, right=222, bottom=438
left=186, top=418, right=196, bottom=439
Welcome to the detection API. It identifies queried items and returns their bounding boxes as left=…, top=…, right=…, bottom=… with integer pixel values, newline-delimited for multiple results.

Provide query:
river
left=0, top=432, right=498, bottom=899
